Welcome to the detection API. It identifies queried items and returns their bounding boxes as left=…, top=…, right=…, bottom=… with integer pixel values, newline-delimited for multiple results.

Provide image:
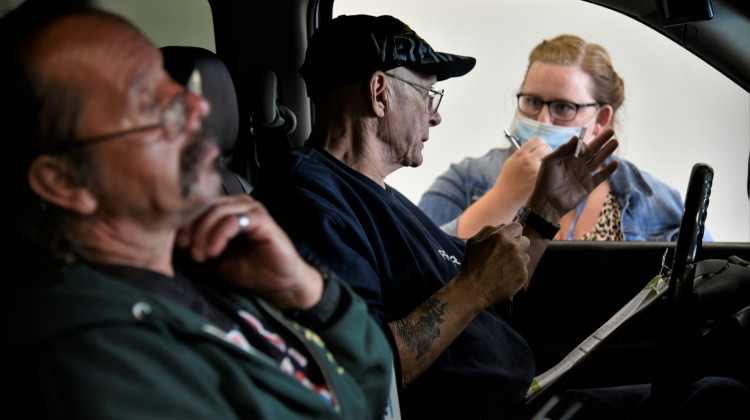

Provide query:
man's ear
left=27, top=155, right=97, bottom=215
left=369, top=71, right=388, bottom=118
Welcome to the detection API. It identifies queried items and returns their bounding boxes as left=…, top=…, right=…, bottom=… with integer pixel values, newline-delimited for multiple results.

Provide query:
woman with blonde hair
left=420, top=34, right=693, bottom=241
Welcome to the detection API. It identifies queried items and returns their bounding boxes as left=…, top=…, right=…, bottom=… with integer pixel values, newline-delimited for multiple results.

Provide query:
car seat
left=242, top=68, right=295, bottom=187
left=160, top=45, right=252, bottom=195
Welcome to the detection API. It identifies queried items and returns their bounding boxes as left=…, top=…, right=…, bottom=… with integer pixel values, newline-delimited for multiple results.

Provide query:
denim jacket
left=418, top=148, right=708, bottom=241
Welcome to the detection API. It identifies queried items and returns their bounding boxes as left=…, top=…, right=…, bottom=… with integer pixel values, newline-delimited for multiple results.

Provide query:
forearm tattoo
left=397, top=298, right=447, bottom=360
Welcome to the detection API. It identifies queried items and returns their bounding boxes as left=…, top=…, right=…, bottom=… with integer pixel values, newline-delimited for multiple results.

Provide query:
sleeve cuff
left=286, top=262, right=346, bottom=329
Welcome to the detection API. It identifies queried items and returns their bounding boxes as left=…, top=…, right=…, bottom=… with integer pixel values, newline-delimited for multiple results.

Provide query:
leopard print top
left=579, top=192, right=625, bottom=241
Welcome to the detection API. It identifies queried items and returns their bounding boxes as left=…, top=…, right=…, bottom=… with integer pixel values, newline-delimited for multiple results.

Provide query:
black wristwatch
left=515, top=206, right=560, bottom=240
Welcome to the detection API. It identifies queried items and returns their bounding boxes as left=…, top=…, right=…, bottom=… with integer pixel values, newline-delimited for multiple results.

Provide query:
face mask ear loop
left=580, top=109, right=601, bottom=142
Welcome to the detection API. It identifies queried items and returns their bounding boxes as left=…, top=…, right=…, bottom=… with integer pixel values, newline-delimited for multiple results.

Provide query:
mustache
left=180, top=126, right=219, bottom=196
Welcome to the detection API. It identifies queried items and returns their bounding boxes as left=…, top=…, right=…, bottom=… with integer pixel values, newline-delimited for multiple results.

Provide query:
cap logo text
left=369, top=33, right=453, bottom=65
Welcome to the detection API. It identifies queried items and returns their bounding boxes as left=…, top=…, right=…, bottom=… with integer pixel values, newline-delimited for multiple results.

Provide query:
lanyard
left=566, top=197, right=588, bottom=240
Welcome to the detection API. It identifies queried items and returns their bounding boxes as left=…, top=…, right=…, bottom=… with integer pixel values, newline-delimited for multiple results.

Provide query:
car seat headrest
left=160, top=46, right=239, bottom=154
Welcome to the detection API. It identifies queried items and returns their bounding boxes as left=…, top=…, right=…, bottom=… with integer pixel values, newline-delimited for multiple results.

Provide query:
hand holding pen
left=504, top=129, right=521, bottom=151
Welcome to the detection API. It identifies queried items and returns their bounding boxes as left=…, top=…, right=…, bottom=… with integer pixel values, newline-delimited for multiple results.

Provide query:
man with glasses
left=251, top=15, right=631, bottom=419
left=2, top=2, right=392, bottom=418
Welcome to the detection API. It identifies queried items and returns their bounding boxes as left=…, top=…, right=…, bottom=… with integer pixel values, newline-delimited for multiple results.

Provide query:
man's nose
left=429, top=110, right=442, bottom=127
left=186, top=91, right=211, bottom=130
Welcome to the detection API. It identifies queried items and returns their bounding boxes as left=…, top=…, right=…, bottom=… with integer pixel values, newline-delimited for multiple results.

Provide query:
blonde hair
left=523, top=34, right=625, bottom=133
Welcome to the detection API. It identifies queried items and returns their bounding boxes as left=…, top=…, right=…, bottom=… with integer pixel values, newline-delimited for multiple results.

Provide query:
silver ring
left=238, top=214, right=249, bottom=231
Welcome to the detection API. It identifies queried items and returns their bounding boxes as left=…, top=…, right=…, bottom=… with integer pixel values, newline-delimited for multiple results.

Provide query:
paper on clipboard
left=525, top=274, right=670, bottom=404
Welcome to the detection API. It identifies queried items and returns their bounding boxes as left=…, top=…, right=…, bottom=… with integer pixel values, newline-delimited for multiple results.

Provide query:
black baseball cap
left=300, top=14, right=476, bottom=98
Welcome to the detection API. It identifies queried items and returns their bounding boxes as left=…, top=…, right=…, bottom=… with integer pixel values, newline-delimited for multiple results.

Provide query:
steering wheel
left=658, top=164, right=750, bottom=393
left=669, top=163, right=713, bottom=311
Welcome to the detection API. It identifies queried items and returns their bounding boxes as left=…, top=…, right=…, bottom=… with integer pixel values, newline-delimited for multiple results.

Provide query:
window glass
left=95, top=0, right=215, bottom=52
left=334, top=0, right=750, bottom=241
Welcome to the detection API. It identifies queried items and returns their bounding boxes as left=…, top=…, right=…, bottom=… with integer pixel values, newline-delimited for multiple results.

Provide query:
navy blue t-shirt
left=253, top=143, right=534, bottom=419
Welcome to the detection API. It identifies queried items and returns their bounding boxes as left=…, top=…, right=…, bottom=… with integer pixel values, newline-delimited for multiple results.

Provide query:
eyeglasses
left=516, top=94, right=599, bottom=122
left=384, top=73, right=444, bottom=114
left=77, top=91, right=188, bottom=145
left=48, top=70, right=202, bottom=154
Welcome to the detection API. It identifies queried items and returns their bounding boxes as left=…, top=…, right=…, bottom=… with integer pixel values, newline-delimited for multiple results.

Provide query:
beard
left=180, top=126, right=219, bottom=198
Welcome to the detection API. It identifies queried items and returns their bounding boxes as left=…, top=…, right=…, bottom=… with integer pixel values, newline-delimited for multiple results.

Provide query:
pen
left=574, top=127, right=586, bottom=157
left=504, top=129, right=521, bottom=150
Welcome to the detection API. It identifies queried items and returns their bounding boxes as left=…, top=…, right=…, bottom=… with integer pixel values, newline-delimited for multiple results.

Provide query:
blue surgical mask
left=513, top=115, right=586, bottom=151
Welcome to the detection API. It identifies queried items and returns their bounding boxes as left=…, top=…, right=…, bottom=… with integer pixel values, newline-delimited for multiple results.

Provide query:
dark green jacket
left=3, top=263, right=391, bottom=419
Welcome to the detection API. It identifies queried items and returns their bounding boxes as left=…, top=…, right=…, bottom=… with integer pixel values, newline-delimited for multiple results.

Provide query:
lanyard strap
left=566, top=198, right=588, bottom=240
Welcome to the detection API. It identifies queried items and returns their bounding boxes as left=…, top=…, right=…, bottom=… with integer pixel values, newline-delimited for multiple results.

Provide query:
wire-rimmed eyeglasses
left=385, top=73, right=444, bottom=114
left=516, top=93, right=599, bottom=122
left=47, top=69, right=202, bottom=154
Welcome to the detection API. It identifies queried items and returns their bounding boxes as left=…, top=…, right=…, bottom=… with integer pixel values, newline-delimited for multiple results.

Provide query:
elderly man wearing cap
left=253, top=13, right=750, bottom=420
left=251, top=14, right=623, bottom=419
